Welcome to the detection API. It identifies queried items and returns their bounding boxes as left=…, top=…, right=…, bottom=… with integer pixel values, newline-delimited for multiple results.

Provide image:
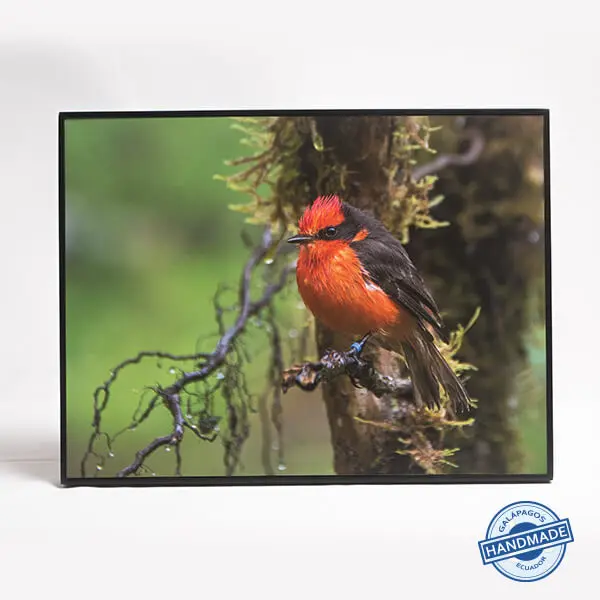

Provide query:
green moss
left=217, top=116, right=452, bottom=242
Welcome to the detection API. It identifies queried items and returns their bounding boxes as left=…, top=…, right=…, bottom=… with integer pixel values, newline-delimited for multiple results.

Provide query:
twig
left=116, top=391, right=184, bottom=478
left=282, top=348, right=413, bottom=400
left=115, top=435, right=174, bottom=477
left=81, top=351, right=209, bottom=476
left=168, top=232, right=293, bottom=394
left=411, top=128, right=485, bottom=182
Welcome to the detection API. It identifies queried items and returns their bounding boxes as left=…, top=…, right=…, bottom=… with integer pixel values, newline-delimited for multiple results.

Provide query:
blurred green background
left=65, top=116, right=547, bottom=478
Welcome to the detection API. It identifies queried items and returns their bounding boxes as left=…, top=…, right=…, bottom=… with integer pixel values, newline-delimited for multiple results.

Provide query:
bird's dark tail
left=399, top=323, right=471, bottom=414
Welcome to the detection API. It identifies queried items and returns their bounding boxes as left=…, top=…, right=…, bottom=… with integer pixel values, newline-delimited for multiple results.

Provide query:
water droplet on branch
left=277, top=463, right=287, bottom=472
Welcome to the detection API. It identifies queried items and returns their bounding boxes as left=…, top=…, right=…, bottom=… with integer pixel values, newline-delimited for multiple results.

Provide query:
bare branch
left=116, top=390, right=184, bottom=478
left=82, top=226, right=296, bottom=478
left=282, top=348, right=413, bottom=399
left=115, top=435, right=174, bottom=478
left=411, top=127, right=485, bottom=182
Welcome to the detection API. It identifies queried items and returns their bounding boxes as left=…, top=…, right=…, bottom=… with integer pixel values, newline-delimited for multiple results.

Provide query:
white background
left=1, top=1, right=598, bottom=597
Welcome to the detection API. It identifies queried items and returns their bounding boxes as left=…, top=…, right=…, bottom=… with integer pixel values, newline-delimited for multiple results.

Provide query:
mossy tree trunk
left=404, top=115, right=546, bottom=474
left=298, top=116, right=414, bottom=474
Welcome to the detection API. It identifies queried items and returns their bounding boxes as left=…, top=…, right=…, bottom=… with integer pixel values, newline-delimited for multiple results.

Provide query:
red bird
left=287, top=194, right=470, bottom=413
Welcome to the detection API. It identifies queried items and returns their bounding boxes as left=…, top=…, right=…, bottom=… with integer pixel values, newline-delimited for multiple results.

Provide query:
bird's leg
left=343, top=333, right=373, bottom=388
left=348, top=332, right=372, bottom=358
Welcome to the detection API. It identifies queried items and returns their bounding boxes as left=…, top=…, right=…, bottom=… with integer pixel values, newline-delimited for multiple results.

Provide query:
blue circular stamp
left=478, top=501, right=574, bottom=582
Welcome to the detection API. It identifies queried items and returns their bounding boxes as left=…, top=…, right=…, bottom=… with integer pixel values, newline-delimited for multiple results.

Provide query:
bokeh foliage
left=65, top=117, right=332, bottom=478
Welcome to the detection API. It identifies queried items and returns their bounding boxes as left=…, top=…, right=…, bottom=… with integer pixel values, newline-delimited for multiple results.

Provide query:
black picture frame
left=59, top=108, right=552, bottom=487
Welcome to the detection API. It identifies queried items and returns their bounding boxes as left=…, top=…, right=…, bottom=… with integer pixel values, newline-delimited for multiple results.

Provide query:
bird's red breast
left=296, top=238, right=405, bottom=337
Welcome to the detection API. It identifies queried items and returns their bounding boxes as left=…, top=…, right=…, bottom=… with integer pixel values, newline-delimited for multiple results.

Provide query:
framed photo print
left=60, top=109, right=551, bottom=486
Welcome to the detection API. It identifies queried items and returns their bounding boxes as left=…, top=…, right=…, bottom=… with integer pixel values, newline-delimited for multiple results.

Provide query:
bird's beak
left=287, top=234, right=313, bottom=245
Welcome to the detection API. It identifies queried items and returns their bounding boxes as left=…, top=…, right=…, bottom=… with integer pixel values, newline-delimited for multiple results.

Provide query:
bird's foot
left=319, top=349, right=364, bottom=389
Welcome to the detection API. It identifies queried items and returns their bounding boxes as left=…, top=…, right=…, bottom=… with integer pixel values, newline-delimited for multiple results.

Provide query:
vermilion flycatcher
left=287, top=194, right=470, bottom=413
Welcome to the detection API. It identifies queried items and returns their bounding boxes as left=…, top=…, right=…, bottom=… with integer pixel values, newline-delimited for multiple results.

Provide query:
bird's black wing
left=351, top=233, right=446, bottom=340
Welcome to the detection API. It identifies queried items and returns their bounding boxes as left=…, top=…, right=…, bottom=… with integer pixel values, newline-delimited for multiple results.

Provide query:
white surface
left=1, top=1, right=599, bottom=598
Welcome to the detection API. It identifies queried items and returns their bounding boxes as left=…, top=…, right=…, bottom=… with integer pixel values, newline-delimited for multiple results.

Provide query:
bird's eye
left=324, top=226, right=337, bottom=238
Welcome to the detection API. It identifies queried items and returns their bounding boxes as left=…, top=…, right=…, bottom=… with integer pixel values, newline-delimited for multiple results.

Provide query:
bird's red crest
left=298, top=195, right=345, bottom=235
